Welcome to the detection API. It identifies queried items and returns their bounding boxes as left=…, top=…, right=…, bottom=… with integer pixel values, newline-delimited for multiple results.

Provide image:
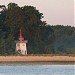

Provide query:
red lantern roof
left=19, top=34, right=23, bottom=38
left=19, top=29, right=24, bottom=39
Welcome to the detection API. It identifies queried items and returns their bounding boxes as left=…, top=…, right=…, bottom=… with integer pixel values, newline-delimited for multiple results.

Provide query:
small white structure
left=15, top=30, right=28, bottom=55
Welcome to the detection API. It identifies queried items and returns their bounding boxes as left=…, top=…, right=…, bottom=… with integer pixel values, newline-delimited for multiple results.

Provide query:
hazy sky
left=0, top=0, right=74, bottom=26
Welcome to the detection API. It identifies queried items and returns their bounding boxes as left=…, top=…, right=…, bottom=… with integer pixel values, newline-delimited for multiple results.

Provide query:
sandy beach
left=0, top=56, right=74, bottom=62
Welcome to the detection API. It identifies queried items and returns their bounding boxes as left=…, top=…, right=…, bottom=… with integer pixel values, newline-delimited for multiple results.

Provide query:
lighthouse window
left=22, top=44, right=25, bottom=46
left=17, top=43, right=20, bottom=46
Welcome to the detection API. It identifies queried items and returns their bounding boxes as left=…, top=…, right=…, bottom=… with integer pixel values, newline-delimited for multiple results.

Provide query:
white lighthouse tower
left=15, top=30, right=28, bottom=55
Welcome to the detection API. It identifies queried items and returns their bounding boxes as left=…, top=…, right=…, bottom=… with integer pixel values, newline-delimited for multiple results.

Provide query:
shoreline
left=0, top=56, right=74, bottom=64
left=0, top=61, right=74, bottom=64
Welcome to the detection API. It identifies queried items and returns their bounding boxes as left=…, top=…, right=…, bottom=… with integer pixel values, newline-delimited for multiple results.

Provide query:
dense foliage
left=0, top=3, right=75, bottom=55
left=51, top=25, right=75, bottom=54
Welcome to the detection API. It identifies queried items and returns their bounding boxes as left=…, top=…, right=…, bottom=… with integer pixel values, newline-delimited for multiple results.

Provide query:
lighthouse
left=15, top=30, right=28, bottom=55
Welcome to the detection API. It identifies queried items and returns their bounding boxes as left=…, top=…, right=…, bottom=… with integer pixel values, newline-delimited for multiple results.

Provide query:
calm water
left=0, top=64, right=74, bottom=75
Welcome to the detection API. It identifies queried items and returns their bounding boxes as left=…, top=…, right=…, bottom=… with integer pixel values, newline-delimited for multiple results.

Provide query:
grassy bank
left=0, top=53, right=75, bottom=56
left=18, top=54, right=75, bottom=56
left=0, top=61, right=74, bottom=65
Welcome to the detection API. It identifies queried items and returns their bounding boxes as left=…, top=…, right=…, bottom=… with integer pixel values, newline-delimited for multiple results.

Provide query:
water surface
left=0, top=64, right=74, bottom=75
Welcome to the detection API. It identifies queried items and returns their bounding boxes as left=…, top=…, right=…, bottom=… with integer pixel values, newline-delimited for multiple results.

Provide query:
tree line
left=0, top=3, right=75, bottom=55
